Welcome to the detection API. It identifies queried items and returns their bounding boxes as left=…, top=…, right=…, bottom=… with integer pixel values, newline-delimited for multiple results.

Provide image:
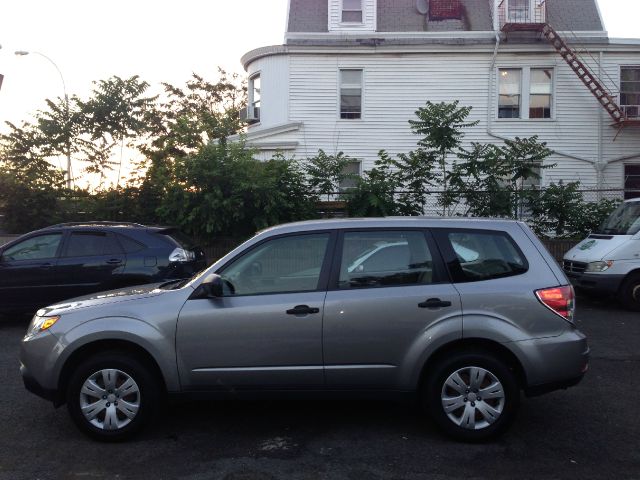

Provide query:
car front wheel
left=424, top=350, right=519, bottom=442
left=66, top=351, right=159, bottom=441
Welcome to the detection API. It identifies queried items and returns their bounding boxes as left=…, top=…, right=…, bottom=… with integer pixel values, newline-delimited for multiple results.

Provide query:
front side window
left=342, top=0, right=363, bottom=22
left=621, top=67, right=640, bottom=119
left=249, top=74, right=261, bottom=121
left=340, top=69, right=363, bottom=119
left=529, top=68, right=553, bottom=119
left=499, top=69, right=521, bottom=118
left=2, top=234, right=62, bottom=261
left=446, top=231, right=528, bottom=282
left=219, top=234, right=330, bottom=295
left=64, top=232, right=122, bottom=257
left=339, top=231, right=435, bottom=289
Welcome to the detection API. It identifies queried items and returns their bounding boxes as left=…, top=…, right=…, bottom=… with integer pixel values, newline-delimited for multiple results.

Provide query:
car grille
left=563, top=260, right=587, bottom=274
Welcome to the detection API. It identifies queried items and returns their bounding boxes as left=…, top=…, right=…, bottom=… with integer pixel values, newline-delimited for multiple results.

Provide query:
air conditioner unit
left=240, top=106, right=260, bottom=124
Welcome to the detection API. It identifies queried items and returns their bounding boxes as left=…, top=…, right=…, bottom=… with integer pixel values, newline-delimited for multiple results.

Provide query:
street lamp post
left=14, top=50, right=72, bottom=189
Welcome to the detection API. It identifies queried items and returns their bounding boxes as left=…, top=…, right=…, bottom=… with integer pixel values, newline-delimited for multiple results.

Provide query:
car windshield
left=596, top=201, right=640, bottom=235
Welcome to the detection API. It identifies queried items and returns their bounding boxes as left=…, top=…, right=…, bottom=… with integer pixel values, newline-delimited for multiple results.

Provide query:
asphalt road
left=0, top=296, right=638, bottom=480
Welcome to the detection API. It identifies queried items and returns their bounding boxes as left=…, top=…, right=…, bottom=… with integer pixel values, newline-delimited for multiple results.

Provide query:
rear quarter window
left=440, top=230, right=528, bottom=283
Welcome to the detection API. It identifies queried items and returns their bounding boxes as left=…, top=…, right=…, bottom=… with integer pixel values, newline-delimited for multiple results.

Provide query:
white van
left=563, top=198, right=640, bottom=311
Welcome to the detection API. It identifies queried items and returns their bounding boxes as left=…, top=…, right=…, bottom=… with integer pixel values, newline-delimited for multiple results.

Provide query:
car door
left=322, top=229, right=462, bottom=388
left=0, top=232, right=64, bottom=311
left=55, top=230, right=126, bottom=298
left=176, top=231, right=334, bottom=390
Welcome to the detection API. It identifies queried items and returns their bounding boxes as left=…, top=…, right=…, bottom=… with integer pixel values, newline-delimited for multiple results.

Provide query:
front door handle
left=286, top=305, right=320, bottom=315
left=106, top=258, right=122, bottom=265
left=418, top=298, right=452, bottom=309
left=38, top=263, right=53, bottom=269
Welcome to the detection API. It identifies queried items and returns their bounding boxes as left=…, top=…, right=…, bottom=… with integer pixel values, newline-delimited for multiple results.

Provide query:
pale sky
left=0, top=0, right=638, bottom=185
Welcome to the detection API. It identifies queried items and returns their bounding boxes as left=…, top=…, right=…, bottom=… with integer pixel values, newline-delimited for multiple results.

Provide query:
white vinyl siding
left=244, top=48, right=640, bottom=191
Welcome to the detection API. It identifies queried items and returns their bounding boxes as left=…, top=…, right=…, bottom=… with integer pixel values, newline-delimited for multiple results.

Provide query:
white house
left=235, top=0, right=640, bottom=198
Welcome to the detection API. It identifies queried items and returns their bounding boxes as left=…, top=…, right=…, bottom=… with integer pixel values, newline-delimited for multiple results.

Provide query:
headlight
left=169, top=248, right=195, bottom=263
left=585, top=260, right=614, bottom=272
left=25, top=314, right=60, bottom=338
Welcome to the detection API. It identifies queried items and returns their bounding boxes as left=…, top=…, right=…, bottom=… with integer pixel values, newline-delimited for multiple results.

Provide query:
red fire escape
left=498, top=0, right=640, bottom=129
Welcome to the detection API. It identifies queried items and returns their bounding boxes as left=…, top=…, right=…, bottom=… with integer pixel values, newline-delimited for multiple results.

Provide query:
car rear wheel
left=424, top=350, right=519, bottom=442
left=66, top=351, right=159, bottom=441
left=619, top=273, right=640, bottom=312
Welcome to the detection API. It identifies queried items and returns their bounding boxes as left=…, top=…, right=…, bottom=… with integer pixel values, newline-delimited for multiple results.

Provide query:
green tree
left=409, top=101, right=479, bottom=213
left=304, top=150, right=356, bottom=202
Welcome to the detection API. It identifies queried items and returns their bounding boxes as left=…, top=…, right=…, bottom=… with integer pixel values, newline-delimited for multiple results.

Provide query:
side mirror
left=201, top=273, right=224, bottom=298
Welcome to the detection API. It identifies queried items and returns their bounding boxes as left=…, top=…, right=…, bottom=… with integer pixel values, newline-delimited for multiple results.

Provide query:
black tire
left=618, top=273, right=640, bottom=312
left=423, top=350, right=520, bottom=442
left=66, top=351, right=159, bottom=442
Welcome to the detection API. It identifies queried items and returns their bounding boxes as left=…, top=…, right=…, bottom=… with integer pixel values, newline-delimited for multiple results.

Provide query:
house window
left=342, top=0, right=363, bottom=23
left=498, top=67, right=553, bottom=119
left=508, top=0, right=530, bottom=22
left=340, top=69, right=363, bottom=119
left=339, top=161, right=361, bottom=191
left=621, top=67, right=640, bottom=119
left=249, top=74, right=261, bottom=121
left=625, top=164, right=640, bottom=200
left=529, top=68, right=553, bottom=119
left=499, top=69, right=521, bottom=118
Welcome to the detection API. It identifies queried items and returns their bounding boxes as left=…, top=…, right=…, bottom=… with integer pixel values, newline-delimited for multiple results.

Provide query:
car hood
left=37, top=283, right=174, bottom=316
left=563, top=235, right=633, bottom=262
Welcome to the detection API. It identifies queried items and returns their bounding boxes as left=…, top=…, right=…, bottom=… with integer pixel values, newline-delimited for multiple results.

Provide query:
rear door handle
left=418, top=298, right=452, bottom=309
left=106, top=258, right=122, bottom=265
left=286, top=305, right=320, bottom=315
left=38, top=263, right=53, bottom=269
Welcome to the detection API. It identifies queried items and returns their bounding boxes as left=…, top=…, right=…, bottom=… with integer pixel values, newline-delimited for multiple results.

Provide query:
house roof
left=287, top=0, right=605, bottom=34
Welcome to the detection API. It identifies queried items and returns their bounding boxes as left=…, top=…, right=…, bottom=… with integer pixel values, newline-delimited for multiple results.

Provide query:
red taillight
left=535, top=285, right=575, bottom=322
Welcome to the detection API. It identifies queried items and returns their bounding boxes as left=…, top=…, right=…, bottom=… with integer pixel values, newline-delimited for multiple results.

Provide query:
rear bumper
left=513, top=328, right=590, bottom=394
left=565, top=272, right=625, bottom=296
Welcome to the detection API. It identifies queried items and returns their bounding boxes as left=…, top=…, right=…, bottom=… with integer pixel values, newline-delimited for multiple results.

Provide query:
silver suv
left=20, top=218, right=589, bottom=442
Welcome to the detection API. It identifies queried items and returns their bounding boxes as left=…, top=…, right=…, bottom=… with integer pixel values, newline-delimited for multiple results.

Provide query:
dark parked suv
left=0, top=222, right=206, bottom=314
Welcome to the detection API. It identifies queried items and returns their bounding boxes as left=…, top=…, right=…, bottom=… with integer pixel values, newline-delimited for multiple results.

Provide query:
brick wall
left=429, top=0, right=462, bottom=20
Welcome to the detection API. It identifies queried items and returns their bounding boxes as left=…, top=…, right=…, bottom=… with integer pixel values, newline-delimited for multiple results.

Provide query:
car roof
left=257, top=217, right=524, bottom=236
left=38, top=222, right=177, bottom=233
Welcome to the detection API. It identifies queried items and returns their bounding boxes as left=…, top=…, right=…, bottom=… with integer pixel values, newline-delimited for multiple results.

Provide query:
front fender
left=52, top=316, right=180, bottom=392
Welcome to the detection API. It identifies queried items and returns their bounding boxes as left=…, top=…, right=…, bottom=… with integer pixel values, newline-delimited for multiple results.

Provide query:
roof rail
left=44, top=221, right=147, bottom=229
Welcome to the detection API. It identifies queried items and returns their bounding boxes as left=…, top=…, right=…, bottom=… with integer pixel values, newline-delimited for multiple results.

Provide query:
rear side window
left=63, top=232, right=122, bottom=257
left=443, top=230, right=528, bottom=282
left=338, top=231, right=435, bottom=289
left=118, top=234, right=146, bottom=253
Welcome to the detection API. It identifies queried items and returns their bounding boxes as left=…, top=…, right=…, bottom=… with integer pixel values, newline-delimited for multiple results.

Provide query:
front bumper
left=20, top=331, right=62, bottom=405
left=20, top=363, right=58, bottom=403
left=564, top=271, right=625, bottom=296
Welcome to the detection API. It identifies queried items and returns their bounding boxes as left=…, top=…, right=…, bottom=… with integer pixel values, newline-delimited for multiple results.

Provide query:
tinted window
left=64, top=232, right=122, bottom=257
left=118, top=234, right=146, bottom=253
left=447, top=231, right=528, bottom=282
left=2, top=234, right=62, bottom=261
left=339, top=231, right=434, bottom=289
left=220, top=234, right=330, bottom=295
